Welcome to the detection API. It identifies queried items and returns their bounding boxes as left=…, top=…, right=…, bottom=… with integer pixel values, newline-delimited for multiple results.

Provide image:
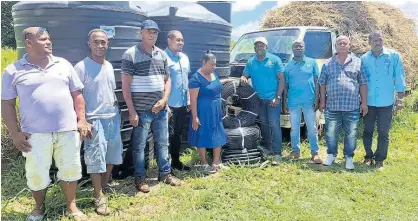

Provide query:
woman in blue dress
left=188, top=51, right=228, bottom=173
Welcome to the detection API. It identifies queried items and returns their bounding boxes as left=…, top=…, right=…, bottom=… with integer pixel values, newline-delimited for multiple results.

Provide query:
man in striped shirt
left=121, top=20, right=182, bottom=193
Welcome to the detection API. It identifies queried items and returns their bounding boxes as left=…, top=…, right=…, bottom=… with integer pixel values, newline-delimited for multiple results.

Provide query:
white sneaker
left=345, top=157, right=355, bottom=170
left=323, top=154, right=336, bottom=166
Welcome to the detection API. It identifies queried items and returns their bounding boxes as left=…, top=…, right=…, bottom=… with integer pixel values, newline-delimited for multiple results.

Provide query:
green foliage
left=1, top=2, right=18, bottom=48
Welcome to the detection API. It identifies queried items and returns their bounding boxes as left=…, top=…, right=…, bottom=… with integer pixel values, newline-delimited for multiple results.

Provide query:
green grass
left=1, top=48, right=418, bottom=220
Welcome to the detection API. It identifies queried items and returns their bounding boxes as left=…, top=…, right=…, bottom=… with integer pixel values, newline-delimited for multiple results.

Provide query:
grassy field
left=1, top=48, right=418, bottom=221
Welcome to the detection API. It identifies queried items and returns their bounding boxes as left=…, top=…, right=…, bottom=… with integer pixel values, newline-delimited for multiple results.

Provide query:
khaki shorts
left=22, top=131, right=82, bottom=191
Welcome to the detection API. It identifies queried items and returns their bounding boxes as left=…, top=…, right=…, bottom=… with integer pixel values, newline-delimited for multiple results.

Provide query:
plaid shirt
left=318, top=53, right=367, bottom=111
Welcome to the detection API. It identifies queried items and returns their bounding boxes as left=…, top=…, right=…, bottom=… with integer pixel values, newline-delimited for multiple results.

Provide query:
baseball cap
left=141, top=19, right=160, bottom=32
left=254, top=37, right=268, bottom=46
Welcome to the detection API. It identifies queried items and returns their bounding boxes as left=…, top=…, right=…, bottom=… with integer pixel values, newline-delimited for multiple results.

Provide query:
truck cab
left=229, top=26, right=337, bottom=128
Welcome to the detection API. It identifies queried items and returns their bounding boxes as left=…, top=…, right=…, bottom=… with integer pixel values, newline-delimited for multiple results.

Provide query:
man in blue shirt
left=361, top=31, right=406, bottom=170
left=283, top=40, right=322, bottom=164
left=318, top=36, right=368, bottom=170
left=165, top=30, right=191, bottom=171
left=240, top=37, right=285, bottom=164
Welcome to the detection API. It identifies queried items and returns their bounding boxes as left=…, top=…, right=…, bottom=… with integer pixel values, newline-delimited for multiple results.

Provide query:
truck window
left=230, top=29, right=300, bottom=64
left=303, top=31, right=332, bottom=59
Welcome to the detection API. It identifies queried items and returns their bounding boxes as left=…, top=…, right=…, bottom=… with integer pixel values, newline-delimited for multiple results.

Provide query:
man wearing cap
left=121, top=19, right=183, bottom=193
left=165, top=30, right=191, bottom=171
left=240, top=37, right=285, bottom=164
left=361, top=30, right=406, bottom=170
left=1, top=27, right=90, bottom=220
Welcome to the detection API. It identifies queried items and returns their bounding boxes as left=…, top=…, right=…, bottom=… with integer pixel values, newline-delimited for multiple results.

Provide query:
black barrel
left=142, top=2, right=232, bottom=78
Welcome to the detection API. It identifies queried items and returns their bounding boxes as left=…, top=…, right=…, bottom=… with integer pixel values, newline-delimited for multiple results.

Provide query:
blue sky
left=230, top=1, right=418, bottom=40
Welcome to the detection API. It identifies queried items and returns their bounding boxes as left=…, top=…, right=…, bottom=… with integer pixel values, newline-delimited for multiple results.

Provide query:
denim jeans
left=259, top=99, right=282, bottom=155
left=362, top=105, right=393, bottom=161
left=289, top=104, right=319, bottom=154
left=132, top=109, right=171, bottom=178
left=325, top=109, right=360, bottom=157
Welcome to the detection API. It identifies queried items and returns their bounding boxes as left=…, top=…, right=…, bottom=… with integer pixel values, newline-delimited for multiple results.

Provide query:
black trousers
left=362, top=105, right=393, bottom=161
left=168, top=106, right=187, bottom=162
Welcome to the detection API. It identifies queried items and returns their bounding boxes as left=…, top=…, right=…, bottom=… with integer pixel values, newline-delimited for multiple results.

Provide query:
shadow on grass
left=283, top=158, right=378, bottom=173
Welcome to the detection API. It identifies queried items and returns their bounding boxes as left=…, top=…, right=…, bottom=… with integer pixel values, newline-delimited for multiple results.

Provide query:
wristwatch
left=277, top=95, right=281, bottom=100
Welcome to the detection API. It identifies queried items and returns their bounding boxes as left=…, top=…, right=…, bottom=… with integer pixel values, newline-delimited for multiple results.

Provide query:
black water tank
left=143, top=2, right=232, bottom=78
left=12, top=1, right=148, bottom=173
left=198, top=1, right=232, bottom=23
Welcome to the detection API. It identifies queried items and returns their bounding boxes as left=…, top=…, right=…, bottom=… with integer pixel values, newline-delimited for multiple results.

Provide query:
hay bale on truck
left=262, top=1, right=418, bottom=90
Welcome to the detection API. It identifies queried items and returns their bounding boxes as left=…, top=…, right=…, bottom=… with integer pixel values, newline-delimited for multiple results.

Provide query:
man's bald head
left=22, top=26, right=52, bottom=57
left=22, top=27, right=49, bottom=40
left=336, top=35, right=350, bottom=43
left=292, top=39, right=305, bottom=58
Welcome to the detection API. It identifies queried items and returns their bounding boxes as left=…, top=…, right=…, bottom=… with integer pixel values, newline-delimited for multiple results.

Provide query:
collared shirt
left=243, top=52, right=284, bottom=100
left=318, top=53, right=367, bottom=111
left=165, top=48, right=190, bottom=107
left=1, top=54, right=83, bottom=133
left=121, top=43, right=169, bottom=113
left=284, top=56, right=319, bottom=107
left=74, top=57, right=117, bottom=120
left=361, top=47, right=406, bottom=107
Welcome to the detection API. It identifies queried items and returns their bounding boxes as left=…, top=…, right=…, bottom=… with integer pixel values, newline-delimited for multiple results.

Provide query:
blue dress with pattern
left=188, top=72, right=227, bottom=148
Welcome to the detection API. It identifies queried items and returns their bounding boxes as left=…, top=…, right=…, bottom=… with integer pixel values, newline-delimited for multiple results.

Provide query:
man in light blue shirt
left=165, top=30, right=191, bottom=171
left=240, top=37, right=285, bottom=164
left=283, top=40, right=322, bottom=164
left=361, top=30, right=406, bottom=170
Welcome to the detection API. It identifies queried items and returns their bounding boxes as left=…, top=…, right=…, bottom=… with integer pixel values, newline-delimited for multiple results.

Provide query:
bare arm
left=277, top=73, right=285, bottom=98
left=360, top=85, right=367, bottom=104
left=190, top=88, right=201, bottom=130
left=1, top=99, right=32, bottom=152
left=122, top=74, right=135, bottom=114
left=71, top=90, right=91, bottom=139
left=1, top=99, right=19, bottom=137
left=162, top=74, right=171, bottom=102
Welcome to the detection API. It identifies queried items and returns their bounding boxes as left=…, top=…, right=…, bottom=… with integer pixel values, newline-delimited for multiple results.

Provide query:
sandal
left=27, top=207, right=45, bottom=221
left=65, top=211, right=88, bottom=221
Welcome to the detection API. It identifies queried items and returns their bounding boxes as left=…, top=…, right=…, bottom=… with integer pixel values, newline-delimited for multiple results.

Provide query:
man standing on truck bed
left=240, top=37, right=286, bottom=165
left=165, top=30, right=191, bottom=171
left=74, top=29, right=123, bottom=216
left=283, top=39, right=322, bottom=164
left=319, top=35, right=368, bottom=170
left=361, top=30, right=406, bottom=170
left=121, top=19, right=183, bottom=193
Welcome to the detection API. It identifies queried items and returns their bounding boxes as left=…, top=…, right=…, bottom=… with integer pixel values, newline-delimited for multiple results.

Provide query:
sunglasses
left=25, top=27, right=48, bottom=40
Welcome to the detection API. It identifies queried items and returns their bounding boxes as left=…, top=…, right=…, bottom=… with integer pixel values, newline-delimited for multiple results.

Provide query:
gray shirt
left=1, top=54, right=83, bottom=133
left=74, top=57, right=117, bottom=120
left=121, top=44, right=169, bottom=113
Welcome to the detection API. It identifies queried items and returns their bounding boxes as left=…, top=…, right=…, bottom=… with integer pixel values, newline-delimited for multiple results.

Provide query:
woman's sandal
left=65, top=211, right=88, bottom=221
left=27, top=209, right=44, bottom=221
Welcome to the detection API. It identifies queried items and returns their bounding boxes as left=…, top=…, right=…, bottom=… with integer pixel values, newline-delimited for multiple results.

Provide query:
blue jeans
left=289, top=105, right=319, bottom=154
left=325, top=109, right=360, bottom=157
left=259, top=99, right=282, bottom=155
left=132, top=109, right=171, bottom=178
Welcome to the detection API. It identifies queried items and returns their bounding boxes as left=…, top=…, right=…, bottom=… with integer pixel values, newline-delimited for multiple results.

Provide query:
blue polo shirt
left=165, top=48, right=190, bottom=107
left=360, top=48, right=406, bottom=107
left=243, top=52, right=284, bottom=100
left=284, top=56, right=319, bottom=107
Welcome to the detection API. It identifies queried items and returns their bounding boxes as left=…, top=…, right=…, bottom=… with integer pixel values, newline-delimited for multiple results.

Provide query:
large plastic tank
left=12, top=1, right=148, bottom=176
left=198, top=1, right=232, bottom=23
left=136, top=2, right=232, bottom=78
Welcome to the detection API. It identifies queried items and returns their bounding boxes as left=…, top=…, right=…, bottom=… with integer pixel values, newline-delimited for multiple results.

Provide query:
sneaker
left=311, top=153, right=323, bottom=164
left=209, top=165, right=218, bottom=174
left=94, top=196, right=111, bottom=216
left=271, top=155, right=282, bottom=166
left=363, top=158, right=374, bottom=166
left=323, top=154, right=336, bottom=166
left=376, top=161, right=384, bottom=171
left=345, top=156, right=355, bottom=170
left=287, top=151, right=301, bottom=160
left=134, top=177, right=150, bottom=193
left=171, top=160, right=191, bottom=171
left=159, top=174, right=183, bottom=186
